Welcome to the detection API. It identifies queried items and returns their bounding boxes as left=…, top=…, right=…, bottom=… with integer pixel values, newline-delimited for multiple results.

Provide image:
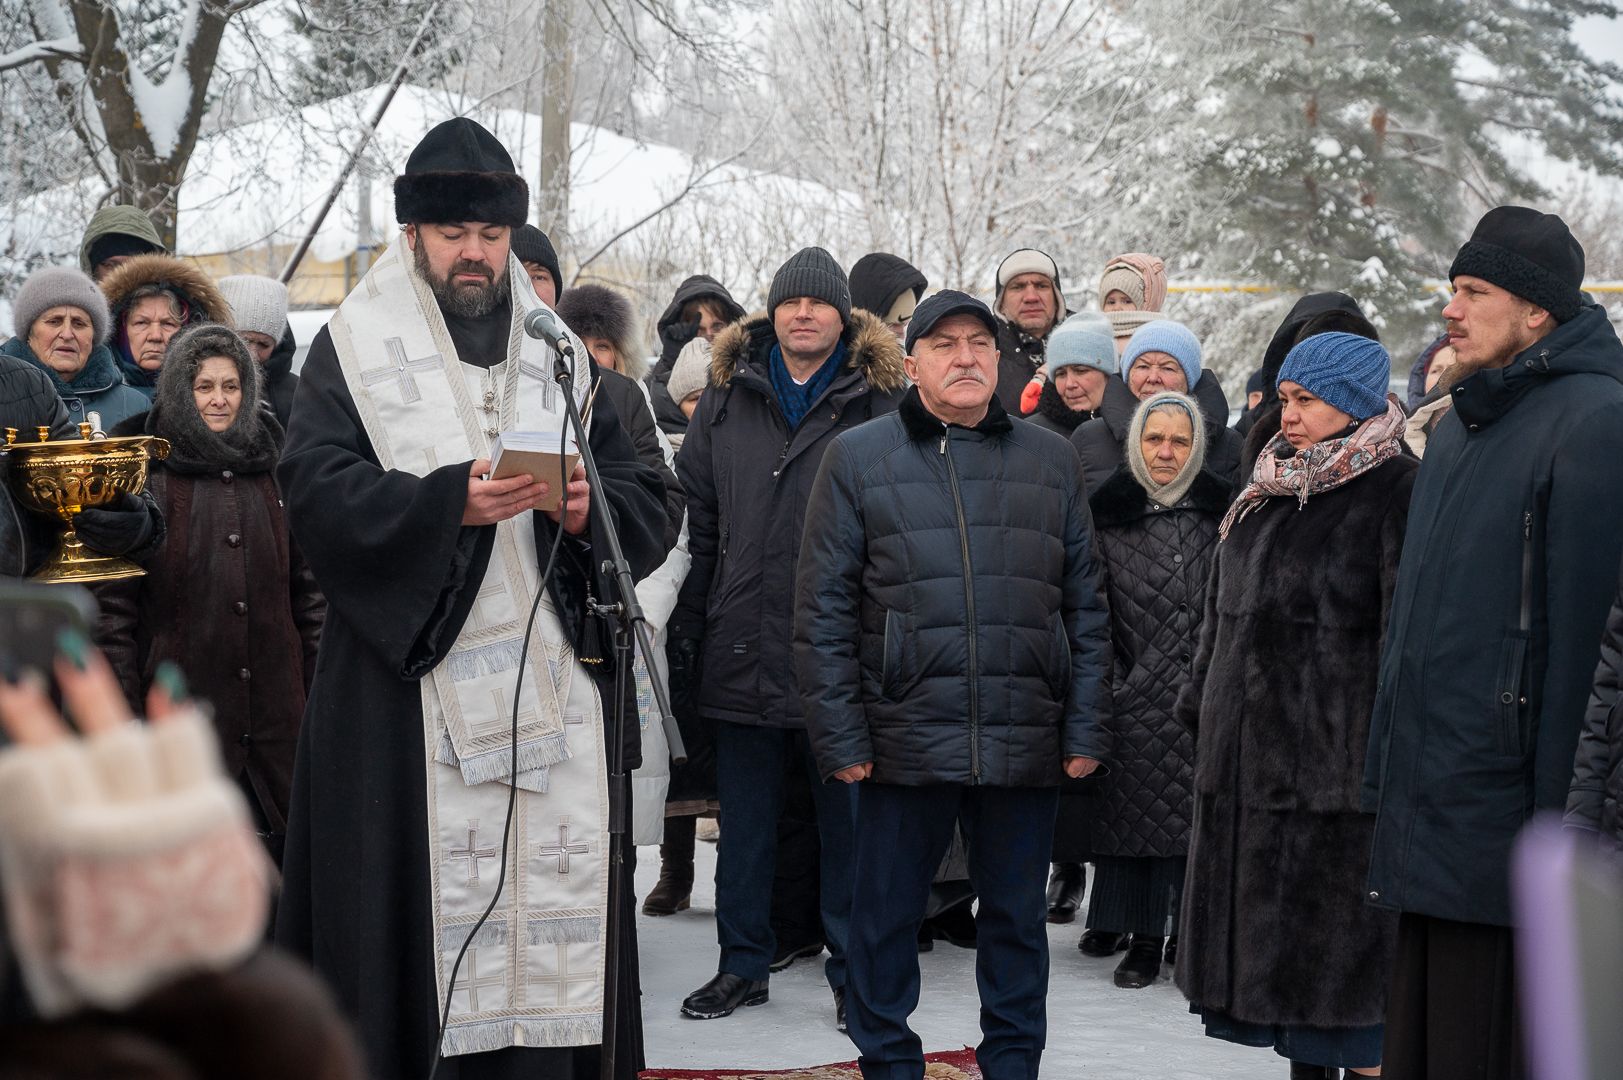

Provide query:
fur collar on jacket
left=1090, top=466, right=1232, bottom=528
left=99, top=254, right=233, bottom=326
left=708, top=308, right=907, bottom=395
left=1034, top=378, right=1096, bottom=433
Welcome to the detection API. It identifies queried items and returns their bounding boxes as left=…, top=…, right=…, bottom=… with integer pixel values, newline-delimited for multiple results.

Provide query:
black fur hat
left=393, top=117, right=529, bottom=227
left=555, top=284, right=642, bottom=377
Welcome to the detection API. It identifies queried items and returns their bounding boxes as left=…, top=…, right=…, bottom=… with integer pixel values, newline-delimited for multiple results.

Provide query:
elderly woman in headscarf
left=1177, top=332, right=1415, bottom=1080
left=1080, top=389, right=1229, bottom=989
left=3, top=265, right=149, bottom=430
left=95, top=323, right=324, bottom=865
left=99, top=254, right=232, bottom=399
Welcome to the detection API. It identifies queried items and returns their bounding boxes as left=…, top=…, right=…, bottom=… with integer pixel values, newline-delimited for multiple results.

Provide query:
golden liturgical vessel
left=2, top=423, right=169, bottom=583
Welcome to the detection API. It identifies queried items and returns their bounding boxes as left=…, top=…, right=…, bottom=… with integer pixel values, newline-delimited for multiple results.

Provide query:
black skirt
left=1381, top=912, right=1525, bottom=1080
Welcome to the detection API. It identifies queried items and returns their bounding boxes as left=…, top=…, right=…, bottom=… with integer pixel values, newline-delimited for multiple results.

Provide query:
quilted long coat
left=1088, top=466, right=1228, bottom=857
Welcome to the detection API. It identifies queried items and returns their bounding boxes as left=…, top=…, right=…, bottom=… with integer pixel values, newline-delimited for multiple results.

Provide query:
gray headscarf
left=146, top=322, right=279, bottom=474
left=1125, top=390, right=1207, bottom=508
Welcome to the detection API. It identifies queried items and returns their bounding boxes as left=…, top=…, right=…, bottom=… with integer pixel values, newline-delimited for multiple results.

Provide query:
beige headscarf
left=1125, top=391, right=1206, bottom=509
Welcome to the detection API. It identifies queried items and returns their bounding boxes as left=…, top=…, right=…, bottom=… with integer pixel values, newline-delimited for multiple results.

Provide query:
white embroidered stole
left=330, top=246, right=609, bottom=1054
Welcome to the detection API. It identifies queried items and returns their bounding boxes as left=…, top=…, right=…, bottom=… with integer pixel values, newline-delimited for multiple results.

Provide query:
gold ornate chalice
left=3, top=424, right=169, bottom=583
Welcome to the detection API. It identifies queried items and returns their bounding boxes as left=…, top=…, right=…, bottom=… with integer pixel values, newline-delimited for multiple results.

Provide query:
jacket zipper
left=940, top=431, right=981, bottom=782
left=1520, top=511, right=1533, bottom=633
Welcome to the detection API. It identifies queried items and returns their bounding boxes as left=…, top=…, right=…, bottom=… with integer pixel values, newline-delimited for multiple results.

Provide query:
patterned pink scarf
left=1219, top=398, right=1407, bottom=540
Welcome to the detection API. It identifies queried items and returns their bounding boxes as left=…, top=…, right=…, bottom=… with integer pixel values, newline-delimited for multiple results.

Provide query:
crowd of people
left=0, top=115, right=1620, bottom=1080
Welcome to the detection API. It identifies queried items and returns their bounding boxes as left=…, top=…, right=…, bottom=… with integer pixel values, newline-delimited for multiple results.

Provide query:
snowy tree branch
left=0, top=34, right=80, bottom=72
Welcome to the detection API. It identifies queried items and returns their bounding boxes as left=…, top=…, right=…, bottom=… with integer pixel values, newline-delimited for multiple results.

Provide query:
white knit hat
left=667, top=336, right=712, bottom=405
left=216, top=275, right=288, bottom=340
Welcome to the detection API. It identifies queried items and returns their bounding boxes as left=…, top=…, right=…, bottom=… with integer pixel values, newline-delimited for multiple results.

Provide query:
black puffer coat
left=994, top=315, right=1050, bottom=415
left=1365, top=304, right=1623, bottom=927
left=1072, top=374, right=1242, bottom=496
left=672, top=309, right=906, bottom=728
left=1177, top=453, right=1416, bottom=1028
left=1089, top=466, right=1227, bottom=857
left=795, top=388, right=1111, bottom=786
left=1567, top=553, right=1623, bottom=846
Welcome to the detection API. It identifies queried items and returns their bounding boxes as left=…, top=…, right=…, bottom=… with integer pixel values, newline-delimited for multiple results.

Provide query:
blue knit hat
left=1277, top=331, right=1392, bottom=420
left=1044, top=313, right=1115, bottom=378
left=1120, top=319, right=1202, bottom=389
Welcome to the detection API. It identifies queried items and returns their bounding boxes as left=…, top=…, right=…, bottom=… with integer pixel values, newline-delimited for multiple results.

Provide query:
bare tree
left=2, top=0, right=275, bottom=247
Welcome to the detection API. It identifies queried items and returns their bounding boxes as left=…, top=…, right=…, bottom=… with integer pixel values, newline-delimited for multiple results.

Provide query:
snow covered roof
left=3, top=83, right=861, bottom=273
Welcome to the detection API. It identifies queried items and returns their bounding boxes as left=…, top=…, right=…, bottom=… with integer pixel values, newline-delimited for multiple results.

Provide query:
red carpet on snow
left=639, top=1047, right=981, bottom=1079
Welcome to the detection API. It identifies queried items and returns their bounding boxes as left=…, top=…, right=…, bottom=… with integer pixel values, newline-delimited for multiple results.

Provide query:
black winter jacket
left=1178, top=454, right=1416, bottom=1028
left=1071, top=373, right=1242, bottom=496
left=994, top=315, right=1053, bottom=416
left=0, top=355, right=72, bottom=577
left=1365, top=304, right=1623, bottom=927
left=264, top=324, right=301, bottom=431
left=1567, top=553, right=1623, bottom=846
left=597, top=366, right=684, bottom=553
left=793, top=390, right=1111, bottom=787
left=672, top=309, right=906, bottom=728
left=1089, top=466, right=1226, bottom=857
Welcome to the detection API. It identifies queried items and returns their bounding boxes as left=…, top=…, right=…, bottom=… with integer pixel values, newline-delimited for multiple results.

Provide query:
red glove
left=1020, top=376, right=1045, bottom=415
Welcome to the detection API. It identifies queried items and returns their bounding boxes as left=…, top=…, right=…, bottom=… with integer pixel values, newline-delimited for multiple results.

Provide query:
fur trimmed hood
left=100, top=254, right=233, bottom=327
left=708, top=308, right=907, bottom=395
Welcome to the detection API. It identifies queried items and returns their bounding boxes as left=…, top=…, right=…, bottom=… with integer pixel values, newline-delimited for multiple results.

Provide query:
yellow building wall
left=188, top=242, right=389, bottom=309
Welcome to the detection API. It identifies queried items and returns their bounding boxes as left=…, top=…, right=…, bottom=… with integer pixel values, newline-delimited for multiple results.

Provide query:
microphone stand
left=550, top=341, right=686, bottom=1080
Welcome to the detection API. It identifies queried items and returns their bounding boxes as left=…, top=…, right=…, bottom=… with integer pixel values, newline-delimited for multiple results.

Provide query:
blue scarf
left=768, top=339, right=847, bottom=430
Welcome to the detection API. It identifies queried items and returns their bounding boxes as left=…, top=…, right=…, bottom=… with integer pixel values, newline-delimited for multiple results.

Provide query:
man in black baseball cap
left=1367, top=205, right=1623, bottom=1080
left=796, top=285, right=1109, bottom=1078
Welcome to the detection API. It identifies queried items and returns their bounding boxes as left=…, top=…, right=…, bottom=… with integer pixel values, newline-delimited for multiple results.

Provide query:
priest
left=273, top=117, right=666, bottom=1080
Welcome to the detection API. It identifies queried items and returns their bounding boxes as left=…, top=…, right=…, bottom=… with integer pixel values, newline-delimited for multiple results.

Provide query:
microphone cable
left=428, top=376, right=577, bottom=1080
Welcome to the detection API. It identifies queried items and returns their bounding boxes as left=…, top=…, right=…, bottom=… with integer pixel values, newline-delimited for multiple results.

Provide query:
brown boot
left=643, top=817, right=696, bottom=916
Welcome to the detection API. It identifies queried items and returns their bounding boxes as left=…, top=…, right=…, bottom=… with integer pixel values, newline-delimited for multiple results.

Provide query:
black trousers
left=1382, top=912, right=1525, bottom=1080
left=847, top=782, right=1058, bottom=1080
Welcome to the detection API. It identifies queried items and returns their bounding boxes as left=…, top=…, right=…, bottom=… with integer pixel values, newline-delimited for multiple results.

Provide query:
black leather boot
left=680, top=972, right=769, bottom=1019
left=1112, top=935, right=1164, bottom=988
left=1078, top=929, right=1128, bottom=956
left=1287, top=1064, right=1338, bottom=1080
left=1045, top=862, right=1085, bottom=923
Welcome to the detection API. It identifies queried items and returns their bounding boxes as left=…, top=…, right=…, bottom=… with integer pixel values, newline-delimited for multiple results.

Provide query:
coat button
left=1181, top=653, right=1192, bottom=665
left=238, top=667, right=251, bottom=682
left=1173, top=554, right=1183, bottom=564
left=1500, top=691, right=1514, bottom=705
left=1369, top=890, right=1380, bottom=901
left=221, top=469, right=234, bottom=483
left=1469, top=424, right=1480, bottom=432
left=1178, top=603, right=1189, bottom=612
left=227, top=533, right=242, bottom=547
left=233, top=601, right=248, bottom=615
left=239, top=733, right=253, bottom=747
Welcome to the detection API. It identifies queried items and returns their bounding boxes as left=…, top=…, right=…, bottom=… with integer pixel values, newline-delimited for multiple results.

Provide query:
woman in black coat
left=95, top=323, right=325, bottom=865
left=1084, top=390, right=1228, bottom=989
left=1177, top=333, right=1415, bottom=1080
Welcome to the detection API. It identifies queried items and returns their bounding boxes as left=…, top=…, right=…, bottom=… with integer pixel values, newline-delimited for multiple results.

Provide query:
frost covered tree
left=1134, top=0, right=1623, bottom=323
left=0, top=0, right=279, bottom=248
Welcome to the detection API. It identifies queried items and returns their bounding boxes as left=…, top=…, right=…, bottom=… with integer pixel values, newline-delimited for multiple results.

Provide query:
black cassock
left=273, top=300, right=666, bottom=1080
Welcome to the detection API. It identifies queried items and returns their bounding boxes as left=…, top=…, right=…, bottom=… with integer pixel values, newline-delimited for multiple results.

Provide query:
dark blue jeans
left=847, top=783, right=1059, bottom=1080
left=714, top=721, right=855, bottom=988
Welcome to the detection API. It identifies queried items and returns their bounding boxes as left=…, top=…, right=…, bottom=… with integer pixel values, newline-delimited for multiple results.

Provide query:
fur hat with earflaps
left=394, top=117, right=530, bottom=227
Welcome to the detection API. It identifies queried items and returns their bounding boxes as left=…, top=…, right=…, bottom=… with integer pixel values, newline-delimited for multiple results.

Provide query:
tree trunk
left=536, top=0, right=574, bottom=268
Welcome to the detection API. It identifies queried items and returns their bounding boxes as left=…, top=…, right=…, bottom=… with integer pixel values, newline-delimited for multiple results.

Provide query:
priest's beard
left=415, top=242, right=508, bottom=319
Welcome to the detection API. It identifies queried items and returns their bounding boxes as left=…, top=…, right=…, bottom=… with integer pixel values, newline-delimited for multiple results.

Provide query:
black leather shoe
left=1045, top=862, right=1085, bottom=923
left=916, top=922, right=934, bottom=953
left=1288, top=1064, right=1338, bottom=1080
left=1113, top=935, right=1164, bottom=989
left=1078, top=929, right=1128, bottom=956
left=680, top=973, right=769, bottom=1019
left=1163, top=935, right=1178, bottom=966
left=834, top=986, right=847, bottom=1033
left=769, top=939, right=824, bottom=973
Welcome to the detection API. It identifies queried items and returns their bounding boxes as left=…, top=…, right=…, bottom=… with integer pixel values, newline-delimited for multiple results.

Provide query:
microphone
left=523, top=305, right=578, bottom=384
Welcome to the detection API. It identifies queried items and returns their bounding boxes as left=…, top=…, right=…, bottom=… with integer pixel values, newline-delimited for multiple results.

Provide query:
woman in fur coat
left=1177, top=332, right=1416, bottom=1080
left=1084, top=390, right=1228, bottom=990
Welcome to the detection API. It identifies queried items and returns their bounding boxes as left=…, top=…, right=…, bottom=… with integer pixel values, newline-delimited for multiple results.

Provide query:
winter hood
left=100, top=254, right=233, bottom=326
left=78, top=205, right=165, bottom=274
left=848, top=253, right=928, bottom=320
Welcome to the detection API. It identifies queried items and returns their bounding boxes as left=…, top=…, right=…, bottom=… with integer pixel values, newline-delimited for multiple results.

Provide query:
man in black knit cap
left=1364, top=206, right=1623, bottom=1080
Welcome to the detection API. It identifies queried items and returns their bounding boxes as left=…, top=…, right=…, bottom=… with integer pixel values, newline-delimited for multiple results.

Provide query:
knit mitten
left=1020, top=374, right=1046, bottom=415
left=0, top=710, right=271, bottom=1017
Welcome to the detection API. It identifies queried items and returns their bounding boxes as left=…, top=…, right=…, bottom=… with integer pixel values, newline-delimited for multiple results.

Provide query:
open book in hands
left=489, top=430, right=580, bottom=512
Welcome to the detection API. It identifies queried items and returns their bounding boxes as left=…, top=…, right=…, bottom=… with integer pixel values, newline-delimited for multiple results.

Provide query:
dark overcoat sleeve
left=794, top=435, right=873, bottom=780
left=276, top=327, right=496, bottom=677
left=1059, top=450, right=1112, bottom=761
left=1567, top=558, right=1623, bottom=833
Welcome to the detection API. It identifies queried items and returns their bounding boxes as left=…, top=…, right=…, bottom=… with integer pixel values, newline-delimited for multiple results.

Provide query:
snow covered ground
left=634, top=837, right=1261, bottom=1078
